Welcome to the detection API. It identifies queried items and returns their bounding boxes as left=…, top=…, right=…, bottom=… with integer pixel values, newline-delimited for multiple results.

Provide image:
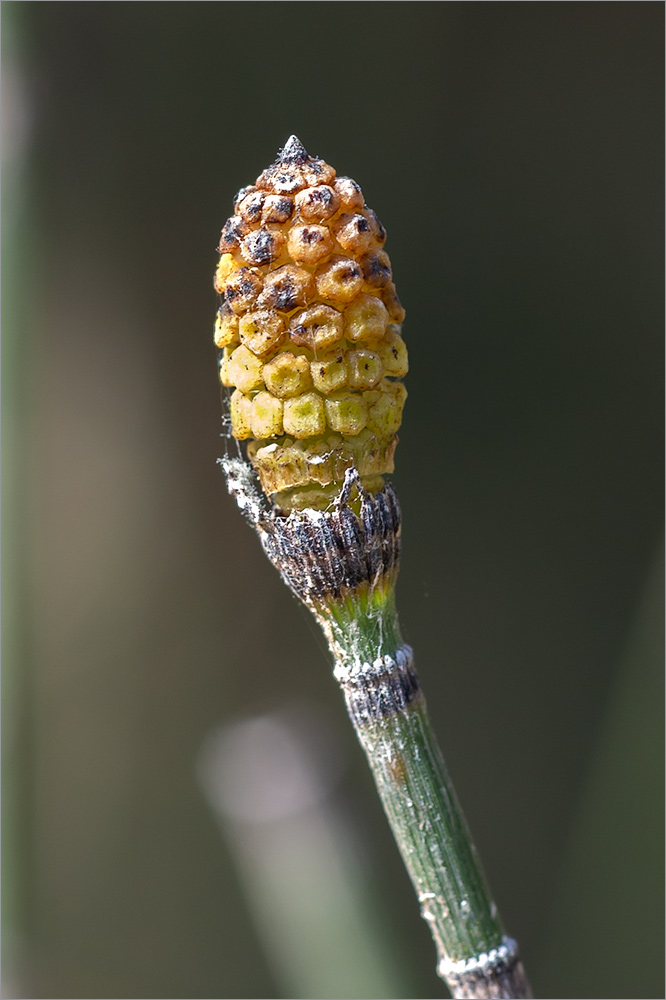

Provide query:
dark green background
left=3, top=3, right=663, bottom=998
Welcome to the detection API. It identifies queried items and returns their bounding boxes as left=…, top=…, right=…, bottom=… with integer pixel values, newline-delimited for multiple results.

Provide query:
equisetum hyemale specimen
left=215, top=136, right=532, bottom=1000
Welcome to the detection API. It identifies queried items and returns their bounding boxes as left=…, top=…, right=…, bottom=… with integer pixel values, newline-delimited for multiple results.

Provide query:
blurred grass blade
left=2, top=7, right=36, bottom=994
left=538, top=540, right=665, bottom=999
left=198, top=702, right=411, bottom=1000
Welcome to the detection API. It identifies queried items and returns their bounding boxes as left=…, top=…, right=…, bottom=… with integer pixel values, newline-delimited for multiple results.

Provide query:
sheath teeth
left=215, top=138, right=407, bottom=510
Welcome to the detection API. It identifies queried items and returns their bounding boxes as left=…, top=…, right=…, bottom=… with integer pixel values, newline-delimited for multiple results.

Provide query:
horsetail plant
left=215, top=136, right=532, bottom=1000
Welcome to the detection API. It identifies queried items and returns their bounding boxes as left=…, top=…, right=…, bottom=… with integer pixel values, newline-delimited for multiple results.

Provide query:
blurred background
left=2, top=4, right=663, bottom=998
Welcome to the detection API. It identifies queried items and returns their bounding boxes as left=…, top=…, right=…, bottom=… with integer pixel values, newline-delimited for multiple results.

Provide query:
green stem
left=315, top=581, right=531, bottom=999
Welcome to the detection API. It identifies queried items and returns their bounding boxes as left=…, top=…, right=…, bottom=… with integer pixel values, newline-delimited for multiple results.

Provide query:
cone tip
left=278, top=135, right=309, bottom=164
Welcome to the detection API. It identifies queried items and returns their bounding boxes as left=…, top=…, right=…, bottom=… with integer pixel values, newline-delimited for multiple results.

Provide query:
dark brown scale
left=218, top=216, right=249, bottom=252
left=237, top=190, right=265, bottom=223
left=233, top=185, right=256, bottom=210
left=260, top=264, right=313, bottom=312
left=360, top=250, right=392, bottom=288
left=242, top=229, right=283, bottom=266
left=265, top=277, right=297, bottom=311
left=225, top=267, right=262, bottom=312
left=262, top=195, right=294, bottom=224
left=273, top=171, right=303, bottom=193
left=350, top=215, right=370, bottom=233
left=364, top=208, right=387, bottom=244
left=218, top=301, right=235, bottom=323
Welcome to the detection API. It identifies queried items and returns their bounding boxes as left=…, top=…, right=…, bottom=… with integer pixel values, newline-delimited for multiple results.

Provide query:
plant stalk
left=320, top=583, right=531, bottom=999
left=222, top=460, right=532, bottom=999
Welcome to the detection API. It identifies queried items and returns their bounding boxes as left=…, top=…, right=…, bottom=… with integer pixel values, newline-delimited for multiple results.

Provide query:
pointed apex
left=278, top=135, right=309, bottom=164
